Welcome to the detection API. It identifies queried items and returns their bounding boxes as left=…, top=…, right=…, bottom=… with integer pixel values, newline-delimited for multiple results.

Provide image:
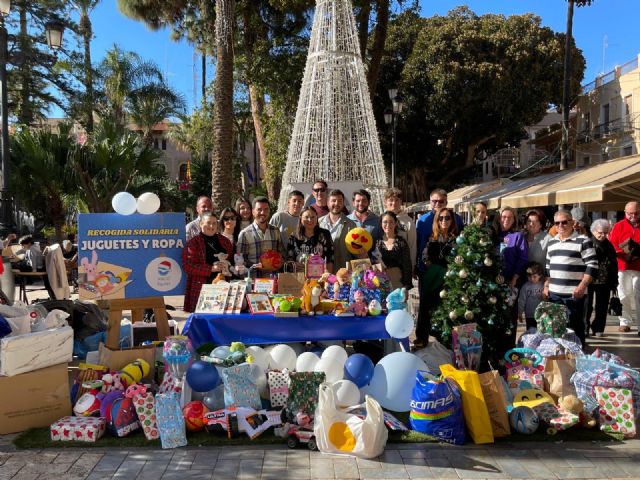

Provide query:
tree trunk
left=355, top=1, right=371, bottom=61
left=17, top=5, right=32, bottom=125
left=560, top=0, right=574, bottom=171
left=201, top=54, right=206, bottom=101
left=366, top=0, right=390, bottom=99
left=247, top=83, right=270, bottom=192
left=210, top=0, right=235, bottom=210
left=80, top=11, right=94, bottom=132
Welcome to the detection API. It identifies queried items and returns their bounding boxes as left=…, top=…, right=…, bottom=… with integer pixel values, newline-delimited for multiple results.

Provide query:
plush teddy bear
left=230, top=253, right=247, bottom=276
left=559, top=394, right=597, bottom=428
left=386, top=287, right=407, bottom=311
left=101, top=372, right=124, bottom=393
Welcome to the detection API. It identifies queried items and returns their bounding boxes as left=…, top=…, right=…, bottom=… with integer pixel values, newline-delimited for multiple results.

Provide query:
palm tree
left=129, top=85, right=186, bottom=144
left=72, top=0, right=101, bottom=132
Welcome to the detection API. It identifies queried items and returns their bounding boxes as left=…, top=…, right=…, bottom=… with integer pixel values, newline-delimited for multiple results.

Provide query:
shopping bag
left=544, top=354, right=577, bottom=402
left=409, top=371, right=466, bottom=445
left=277, top=262, right=306, bottom=295
left=440, top=363, right=494, bottom=444
left=314, top=383, right=387, bottom=458
left=595, top=386, right=636, bottom=438
left=478, top=370, right=511, bottom=438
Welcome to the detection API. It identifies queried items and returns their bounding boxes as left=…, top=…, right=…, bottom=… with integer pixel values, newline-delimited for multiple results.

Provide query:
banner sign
left=77, top=213, right=186, bottom=300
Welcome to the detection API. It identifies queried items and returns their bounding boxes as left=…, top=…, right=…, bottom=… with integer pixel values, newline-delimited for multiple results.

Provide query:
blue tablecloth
left=182, top=313, right=392, bottom=348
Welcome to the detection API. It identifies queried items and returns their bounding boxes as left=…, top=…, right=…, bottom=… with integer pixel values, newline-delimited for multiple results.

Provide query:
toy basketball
left=259, top=250, right=284, bottom=272
left=509, top=406, right=539, bottom=435
left=183, top=401, right=209, bottom=432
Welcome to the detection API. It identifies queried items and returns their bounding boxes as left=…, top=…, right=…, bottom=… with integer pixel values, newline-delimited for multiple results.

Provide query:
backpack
left=109, top=397, right=141, bottom=437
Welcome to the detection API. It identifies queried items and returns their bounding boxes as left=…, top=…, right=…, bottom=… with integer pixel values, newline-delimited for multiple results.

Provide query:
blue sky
left=76, top=0, right=640, bottom=115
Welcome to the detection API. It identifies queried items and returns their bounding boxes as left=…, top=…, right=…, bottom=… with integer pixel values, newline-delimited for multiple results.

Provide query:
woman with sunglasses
left=235, top=197, right=253, bottom=230
left=376, top=211, right=412, bottom=290
left=415, top=207, right=459, bottom=349
left=219, top=207, right=241, bottom=246
left=287, top=207, right=334, bottom=273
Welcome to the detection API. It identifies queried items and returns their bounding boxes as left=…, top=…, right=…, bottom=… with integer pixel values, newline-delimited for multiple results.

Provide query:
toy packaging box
left=50, top=416, right=106, bottom=442
left=0, top=326, right=73, bottom=376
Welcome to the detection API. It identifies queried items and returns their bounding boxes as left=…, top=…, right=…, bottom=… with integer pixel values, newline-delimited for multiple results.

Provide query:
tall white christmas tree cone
left=278, top=0, right=388, bottom=213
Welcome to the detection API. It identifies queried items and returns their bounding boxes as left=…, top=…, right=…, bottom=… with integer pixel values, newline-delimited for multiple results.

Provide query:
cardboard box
left=0, top=326, right=74, bottom=376
left=0, top=363, right=71, bottom=434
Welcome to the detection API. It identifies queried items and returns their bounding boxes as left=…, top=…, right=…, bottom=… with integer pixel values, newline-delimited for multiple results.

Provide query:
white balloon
left=385, top=309, right=414, bottom=339
left=111, top=192, right=137, bottom=215
left=248, top=363, right=269, bottom=399
left=268, top=344, right=297, bottom=371
left=246, top=346, right=269, bottom=371
left=332, top=380, right=361, bottom=407
left=137, top=192, right=161, bottom=214
left=314, top=357, right=343, bottom=383
left=321, top=345, right=348, bottom=366
left=296, top=351, right=320, bottom=372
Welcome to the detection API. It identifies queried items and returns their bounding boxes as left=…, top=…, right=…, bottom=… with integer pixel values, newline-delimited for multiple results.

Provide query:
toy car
left=285, top=424, right=317, bottom=451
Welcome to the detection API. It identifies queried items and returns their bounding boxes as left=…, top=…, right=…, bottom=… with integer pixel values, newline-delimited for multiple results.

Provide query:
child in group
left=517, top=262, right=545, bottom=330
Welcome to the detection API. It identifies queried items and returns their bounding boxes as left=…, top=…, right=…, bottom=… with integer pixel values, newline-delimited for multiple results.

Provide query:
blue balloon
left=344, top=354, right=375, bottom=388
left=361, top=352, right=428, bottom=412
left=385, top=309, right=414, bottom=339
left=186, top=360, right=220, bottom=393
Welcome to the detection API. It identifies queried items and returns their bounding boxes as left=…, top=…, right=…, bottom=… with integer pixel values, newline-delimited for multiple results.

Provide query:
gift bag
left=155, top=392, right=187, bottom=449
left=133, top=392, right=159, bottom=440
left=222, top=363, right=261, bottom=410
left=314, top=383, right=387, bottom=458
left=440, top=364, right=494, bottom=444
left=478, top=370, right=511, bottom=438
left=532, top=402, right=579, bottom=432
left=277, top=262, right=306, bottom=295
left=544, top=354, right=577, bottom=402
left=268, top=370, right=289, bottom=408
left=409, top=371, right=466, bottom=445
left=285, top=371, right=325, bottom=420
left=534, top=302, right=568, bottom=337
left=595, top=386, right=636, bottom=438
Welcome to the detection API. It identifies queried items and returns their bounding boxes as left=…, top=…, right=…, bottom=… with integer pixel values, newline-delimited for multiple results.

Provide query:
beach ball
left=183, top=401, right=209, bottom=432
left=509, top=406, right=539, bottom=435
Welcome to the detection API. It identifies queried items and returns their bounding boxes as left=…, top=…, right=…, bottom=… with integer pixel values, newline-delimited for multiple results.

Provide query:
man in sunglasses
left=270, top=190, right=305, bottom=246
left=310, top=180, right=330, bottom=217
left=544, top=210, right=598, bottom=345
left=608, top=201, right=640, bottom=334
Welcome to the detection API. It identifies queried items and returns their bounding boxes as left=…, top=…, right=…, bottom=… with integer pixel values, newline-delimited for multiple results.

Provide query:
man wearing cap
left=608, top=201, right=640, bottom=334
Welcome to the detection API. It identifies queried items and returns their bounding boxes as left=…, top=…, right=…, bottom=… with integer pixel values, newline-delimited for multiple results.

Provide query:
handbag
left=609, top=292, right=622, bottom=316
left=314, top=383, right=388, bottom=458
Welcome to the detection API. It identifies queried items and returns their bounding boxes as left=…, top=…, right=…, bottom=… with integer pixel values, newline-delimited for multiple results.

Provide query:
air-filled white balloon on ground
left=268, top=344, right=297, bottom=371
left=248, top=363, right=269, bottom=399
left=321, top=345, right=348, bottom=366
left=296, top=351, right=320, bottom=372
left=314, top=356, right=343, bottom=383
left=385, top=309, right=414, bottom=338
left=361, top=352, right=428, bottom=412
left=332, top=379, right=361, bottom=407
left=246, top=346, right=269, bottom=371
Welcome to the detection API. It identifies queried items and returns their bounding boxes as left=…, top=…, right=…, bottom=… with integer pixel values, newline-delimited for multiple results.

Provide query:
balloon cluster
left=112, top=191, right=161, bottom=215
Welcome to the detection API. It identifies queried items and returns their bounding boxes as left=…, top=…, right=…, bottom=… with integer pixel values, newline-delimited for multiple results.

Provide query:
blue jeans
left=549, top=292, right=586, bottom=346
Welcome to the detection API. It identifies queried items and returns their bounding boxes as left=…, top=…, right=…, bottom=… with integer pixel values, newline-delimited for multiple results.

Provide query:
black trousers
left=416, top=269, right=443, bottom=344
left=549, top=292, right=586, bottom=346
left=587, top=284, right=611, bottom=334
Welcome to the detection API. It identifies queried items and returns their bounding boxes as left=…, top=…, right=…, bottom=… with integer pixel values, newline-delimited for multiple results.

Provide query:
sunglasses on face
left=438, top=216, right=451, bottom=221
left=313, top=187, right=327, bottom=193
left=554, top=220, right=570, bottom=226
left=431, top=199, right=445, bottom=205
left=222, top=216, right=236, bottom=221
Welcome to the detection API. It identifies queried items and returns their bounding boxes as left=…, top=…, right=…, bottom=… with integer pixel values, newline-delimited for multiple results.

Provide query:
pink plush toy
left=348, top=289, right=368, bottom=317
left=124, top=383, right=147, bottom=399
left=101, top=372, right=124, bottom=393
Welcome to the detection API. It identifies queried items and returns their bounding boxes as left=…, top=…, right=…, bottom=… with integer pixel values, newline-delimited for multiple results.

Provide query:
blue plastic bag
left=409, top=371, right=466, bottom=445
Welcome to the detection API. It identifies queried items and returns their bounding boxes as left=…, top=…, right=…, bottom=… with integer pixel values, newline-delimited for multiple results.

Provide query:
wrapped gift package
left=0, top=326, right=73, bottom=376
left=50, top=416, right=106, bottom=442
left=0, top=363, right=71, bottom=434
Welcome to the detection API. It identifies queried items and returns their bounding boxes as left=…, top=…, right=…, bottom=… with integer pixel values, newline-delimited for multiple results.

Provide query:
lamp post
left=0, top=1, right=64, bottom=234
left=383, top=88, right=403, bottom=189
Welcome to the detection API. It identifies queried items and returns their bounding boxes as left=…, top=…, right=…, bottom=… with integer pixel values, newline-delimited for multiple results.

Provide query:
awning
left=500, top=155, right=640, bottom=209
left=407, top=180, right=503, bottom=213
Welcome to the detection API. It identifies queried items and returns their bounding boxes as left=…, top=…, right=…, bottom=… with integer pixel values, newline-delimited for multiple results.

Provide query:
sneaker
left=619, top=326, right=631, bottom=332
left=595, top=332, right=604, bottom=338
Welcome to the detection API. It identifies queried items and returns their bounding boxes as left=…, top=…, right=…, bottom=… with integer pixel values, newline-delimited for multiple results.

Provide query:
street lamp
left=0, top=5, right=64, bottom=234
left=383, top=88, right=403, bottom=188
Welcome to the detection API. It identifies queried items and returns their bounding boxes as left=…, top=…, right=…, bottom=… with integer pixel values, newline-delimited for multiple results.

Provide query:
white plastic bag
left=314, top=382, right=387, bottom=458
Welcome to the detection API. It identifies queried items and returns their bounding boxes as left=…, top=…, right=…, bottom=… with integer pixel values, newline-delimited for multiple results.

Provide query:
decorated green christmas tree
left=431, top=222, right=511, bottom=363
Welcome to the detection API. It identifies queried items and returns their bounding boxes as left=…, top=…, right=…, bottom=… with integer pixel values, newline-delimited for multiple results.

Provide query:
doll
left=347, top=289, right=368, bottom=317
left=331, top=268, right=351, bottom=302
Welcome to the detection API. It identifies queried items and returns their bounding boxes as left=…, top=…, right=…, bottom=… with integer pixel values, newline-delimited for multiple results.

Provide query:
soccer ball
left=183, top=401, right=210, bottom=432
left=509, top=406, right=539, bottom=435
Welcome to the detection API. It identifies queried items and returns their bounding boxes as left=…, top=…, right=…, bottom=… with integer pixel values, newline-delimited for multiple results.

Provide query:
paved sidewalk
left=1, top=437, right=640, bottom=480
